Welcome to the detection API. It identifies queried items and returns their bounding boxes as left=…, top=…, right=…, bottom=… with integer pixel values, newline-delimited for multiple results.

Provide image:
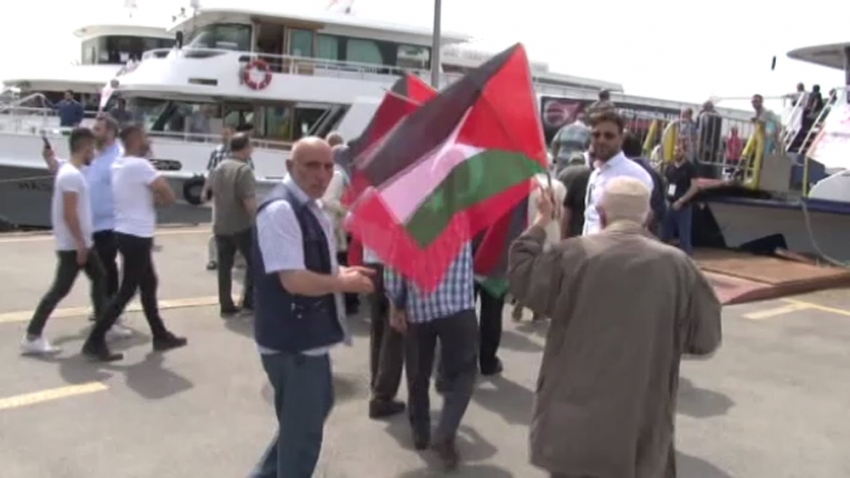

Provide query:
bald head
left=287, top=136, right=335, bottom=199
left=598, top=177, right=651, bottom=228
left=325, top=131, right=344, bottom=148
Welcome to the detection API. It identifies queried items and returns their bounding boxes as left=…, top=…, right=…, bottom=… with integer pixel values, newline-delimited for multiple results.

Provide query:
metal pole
left=430, top=0, right=442, bottom=89
left=844, top=46, right=850, bottom=104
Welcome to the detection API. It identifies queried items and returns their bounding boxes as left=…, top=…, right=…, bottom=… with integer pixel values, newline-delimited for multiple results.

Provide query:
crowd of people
left=21, top=107, right=723, bottom=478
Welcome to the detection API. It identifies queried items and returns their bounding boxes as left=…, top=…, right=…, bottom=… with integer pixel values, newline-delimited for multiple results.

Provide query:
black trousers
left=93, top=229, right=119, bottom=299
left=27, top=249, right=106, bottom=337
left=88, top=233, right=168, bottom=343
left=338, top=249, right=359, bottom=313
left=367, top=263, right=404, bottom=402
left=405, top=309, right=478, bottom=442
left=215, top=228, right=254, bottom=311
left=475, top=285, right=504, bottom=372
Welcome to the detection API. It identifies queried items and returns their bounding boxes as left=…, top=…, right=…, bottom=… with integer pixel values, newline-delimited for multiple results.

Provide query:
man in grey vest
left=249, top=137, right=375, bottom=478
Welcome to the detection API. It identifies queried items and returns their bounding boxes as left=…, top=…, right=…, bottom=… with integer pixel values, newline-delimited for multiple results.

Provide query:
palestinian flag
left=340, top=74, right=436, bottom=206
left=345, top=43, right=548, bottom=291
left=473, top=194, right=530, bottom=297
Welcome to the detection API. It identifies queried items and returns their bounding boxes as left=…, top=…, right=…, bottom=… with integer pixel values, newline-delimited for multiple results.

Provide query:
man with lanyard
left=41, top=114, right=133, bottom=339
left=204, top=123, right=254, bottom=270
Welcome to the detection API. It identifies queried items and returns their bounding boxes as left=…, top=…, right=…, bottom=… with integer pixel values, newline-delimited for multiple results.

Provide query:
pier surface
left=1, top=229, right=849, bottom=478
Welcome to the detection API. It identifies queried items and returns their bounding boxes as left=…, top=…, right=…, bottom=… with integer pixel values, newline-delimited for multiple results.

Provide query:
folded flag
left=341, top=74, right=436, bottom=206
left=473, top=193, right=530, bottom=297
left=345, top=43, right=548, bottom=291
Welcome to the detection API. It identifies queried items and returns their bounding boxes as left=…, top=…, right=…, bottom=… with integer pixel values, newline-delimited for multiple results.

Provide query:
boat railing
left=136, top=47, right=597, bottom=96
left=0, top=106, right=101, bottom=135
left=794, top=88, right=839, bottom=156
left=0, top=105, right=295, bottom=150
left=646, top=112, right=766, bottom=187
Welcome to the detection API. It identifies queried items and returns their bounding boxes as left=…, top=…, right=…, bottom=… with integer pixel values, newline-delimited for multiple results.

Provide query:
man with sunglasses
left=582, top=111, right=655, bottom=236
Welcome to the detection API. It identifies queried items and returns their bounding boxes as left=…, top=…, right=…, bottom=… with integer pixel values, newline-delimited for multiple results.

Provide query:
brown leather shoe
left=431, top=438, right=459, bottom=471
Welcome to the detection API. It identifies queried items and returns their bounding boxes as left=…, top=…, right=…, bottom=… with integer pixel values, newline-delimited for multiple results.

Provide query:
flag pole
left=430, top=0, right=442, bottom=89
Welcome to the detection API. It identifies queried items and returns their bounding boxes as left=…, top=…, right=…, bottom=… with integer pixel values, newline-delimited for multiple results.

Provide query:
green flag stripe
left=404, top=150, right=545, bottom=247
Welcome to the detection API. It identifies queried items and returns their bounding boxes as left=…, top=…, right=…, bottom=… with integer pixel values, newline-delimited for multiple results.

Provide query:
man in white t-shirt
left=82, top=124, right=187, bottom=362
left=22, top=128, right=106, bottom=355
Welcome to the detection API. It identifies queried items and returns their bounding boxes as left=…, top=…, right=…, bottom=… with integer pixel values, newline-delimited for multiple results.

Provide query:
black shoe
left=152, top=332, right=188, bottom=352
left=82, top=341, right=123, bottom=362
left=220, top=307, right=240, bottom=318
left=435, top=380, right=447, bottom=395
left=480, top=358, right=504, bottom=377
left=431, top=438, right=460, bottom=471
left=206, top=261, right=217, bottom=271
left=412, top=428, right=431, bottom=451
left=369, top=399, right=405, bottom=419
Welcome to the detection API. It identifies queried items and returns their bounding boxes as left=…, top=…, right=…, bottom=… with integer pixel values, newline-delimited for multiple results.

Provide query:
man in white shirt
left=249, top=137, right=374, bottom=477
left=82, top=124, right=187, bottom=362
left=22, top=128, right=106, bottom=355
left=582, top=110, right=655, bottom=236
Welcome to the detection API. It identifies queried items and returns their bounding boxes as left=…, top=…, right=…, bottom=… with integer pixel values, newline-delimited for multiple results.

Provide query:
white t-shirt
left=52, top=162, right=94, bottom=251
left=112, top=155, right=160, bottom=238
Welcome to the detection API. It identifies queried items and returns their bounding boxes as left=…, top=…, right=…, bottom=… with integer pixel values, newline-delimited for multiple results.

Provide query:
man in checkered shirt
left=385, top=242, right=477, bottom=471
left=205, top=123, right=254, bottom=270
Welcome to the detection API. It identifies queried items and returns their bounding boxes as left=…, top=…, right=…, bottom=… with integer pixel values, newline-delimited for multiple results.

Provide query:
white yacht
left=0, top=4, right=625, bottom=229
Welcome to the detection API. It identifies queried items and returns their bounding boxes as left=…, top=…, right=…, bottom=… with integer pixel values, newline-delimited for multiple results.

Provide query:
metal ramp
left=696, top=249, right=850, bottom=305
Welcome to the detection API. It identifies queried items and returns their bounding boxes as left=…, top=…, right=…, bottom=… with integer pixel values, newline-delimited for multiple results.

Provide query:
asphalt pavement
left=1, top=228, right=848, bottom=477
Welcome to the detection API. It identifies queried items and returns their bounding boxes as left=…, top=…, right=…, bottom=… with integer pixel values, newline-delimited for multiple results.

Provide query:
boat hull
left=705, top=198, right=850, bottom=262
left=0, top=161, right=216, bottom=229
left=0, top=131, right=291, bottom=178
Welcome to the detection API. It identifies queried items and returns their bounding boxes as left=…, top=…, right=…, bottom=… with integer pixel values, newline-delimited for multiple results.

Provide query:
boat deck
left=695, top=248, right=850, bottom=305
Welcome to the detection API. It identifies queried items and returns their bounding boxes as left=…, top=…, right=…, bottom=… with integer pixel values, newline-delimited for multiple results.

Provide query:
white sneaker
left=20, top=335, right=61, bottom=356
left=106, top=323, right=134, bottom=341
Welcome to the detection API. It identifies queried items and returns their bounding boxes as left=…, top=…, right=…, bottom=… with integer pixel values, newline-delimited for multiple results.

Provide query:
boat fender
left=243, top=59, right=272, bottom=90
left=183, top=175, right=206, bottom=206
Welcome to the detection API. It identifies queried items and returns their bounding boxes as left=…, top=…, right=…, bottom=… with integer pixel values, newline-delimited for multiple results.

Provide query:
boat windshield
left=185, top=23, right=252, bottom=51
left=126, top=98, right=171, bottom=130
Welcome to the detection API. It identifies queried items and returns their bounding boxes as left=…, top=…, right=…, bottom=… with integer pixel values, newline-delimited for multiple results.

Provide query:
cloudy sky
left=2, top=0, right=844, bottom=108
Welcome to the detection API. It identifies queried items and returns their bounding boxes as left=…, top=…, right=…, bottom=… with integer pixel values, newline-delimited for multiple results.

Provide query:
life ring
left=243, top=59, right=272, bottom=90
left=182, top=175, right=206, bottom=206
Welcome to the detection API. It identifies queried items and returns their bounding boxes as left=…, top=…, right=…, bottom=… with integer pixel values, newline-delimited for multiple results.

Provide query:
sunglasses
left=592, top=131, right=617, bottom=140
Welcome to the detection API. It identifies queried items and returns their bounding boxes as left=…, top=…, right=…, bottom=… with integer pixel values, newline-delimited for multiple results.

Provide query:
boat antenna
left=123, top=0, right=137, bottom=18
left=771, top=56, right=777, bottom=71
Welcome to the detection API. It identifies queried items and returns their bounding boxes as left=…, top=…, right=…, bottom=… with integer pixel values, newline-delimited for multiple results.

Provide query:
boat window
left=397, top=44, right=430, bottom=70
left=288, top=29, right=314, bottom=57
left=346, top=38, right=384, bottom=65
left=317, top=34, right=339, bottom=61
left=81, top=40, right=97, bottom=65
left=222, top=105, right=254, bottom=129
left=186, top=23, right=252, bottom=51
left=82, top=36, right=175, bottom=64
left=259, top=105, right=294, bottom=141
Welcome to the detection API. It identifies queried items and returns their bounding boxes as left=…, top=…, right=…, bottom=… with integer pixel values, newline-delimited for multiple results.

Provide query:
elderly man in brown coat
left=508, top=176, right=722, bottom=478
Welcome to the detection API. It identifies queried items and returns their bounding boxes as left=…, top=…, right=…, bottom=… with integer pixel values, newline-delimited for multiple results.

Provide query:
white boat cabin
left=109, top=6, right=472, bottom=147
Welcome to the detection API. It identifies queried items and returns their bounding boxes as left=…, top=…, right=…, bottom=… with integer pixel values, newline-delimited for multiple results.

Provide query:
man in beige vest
left=508, top=177, right=722, bottom=478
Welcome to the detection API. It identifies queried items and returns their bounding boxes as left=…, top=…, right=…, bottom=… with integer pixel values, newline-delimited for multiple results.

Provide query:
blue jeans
left=250, top=352, right=334, bottom=478
left=661, top=203, right=694, bottom=256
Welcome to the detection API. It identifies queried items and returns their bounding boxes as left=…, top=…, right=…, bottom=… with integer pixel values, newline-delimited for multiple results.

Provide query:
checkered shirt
left=383, top=242, right=476, bottom=323
left=206, top=145, right=229, bottom=172
left=207, top=144, right=254, bottom=172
